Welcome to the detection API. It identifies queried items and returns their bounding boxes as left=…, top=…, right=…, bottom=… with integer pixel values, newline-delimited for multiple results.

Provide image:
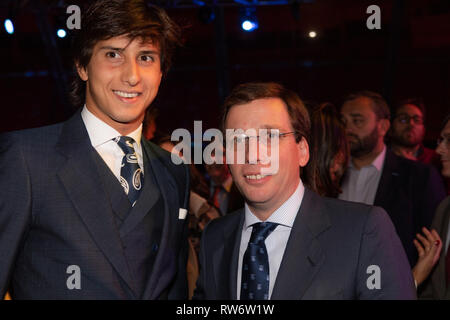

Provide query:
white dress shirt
left=339, top=145, right=386, bottom=205
left=237, top=180, right=304, bottom=299
left=81, top=106, right=144, bottom=181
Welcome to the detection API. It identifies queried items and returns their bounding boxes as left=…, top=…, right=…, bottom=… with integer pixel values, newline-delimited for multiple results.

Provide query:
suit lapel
left=271, top=188, right=331, bottom=300
left=141, top=139, right=180, bottom=299
left=55, top=112, right=137, bottom=297
left=118, top=147, right=161, bottom=238
left=374, top=148, right=398, bottom=208
left=211, top=212, right=243, bottom=299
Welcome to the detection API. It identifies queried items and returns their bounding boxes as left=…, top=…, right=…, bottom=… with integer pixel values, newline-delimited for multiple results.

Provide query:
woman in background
left=305, top=102, right=349, bottom=198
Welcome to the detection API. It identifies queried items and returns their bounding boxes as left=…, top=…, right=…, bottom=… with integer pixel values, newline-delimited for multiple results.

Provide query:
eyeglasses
left=395, top=114, right=424, bottom=125
left=228, top=130, right=298, bottom=147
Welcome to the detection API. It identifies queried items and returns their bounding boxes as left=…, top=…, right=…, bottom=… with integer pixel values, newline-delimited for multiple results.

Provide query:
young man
left=0, top=0, right=189, bottom=299
left=193, top=82, right=416, bottom=300
left=339, top=91, right=446, bottom=266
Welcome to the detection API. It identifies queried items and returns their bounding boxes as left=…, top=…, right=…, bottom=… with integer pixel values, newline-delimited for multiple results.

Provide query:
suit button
left=152, top=243, right=159, bottom=252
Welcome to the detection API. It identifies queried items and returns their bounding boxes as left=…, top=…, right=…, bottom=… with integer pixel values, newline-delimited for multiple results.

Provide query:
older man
left=193, top=82, right=415, bottom=300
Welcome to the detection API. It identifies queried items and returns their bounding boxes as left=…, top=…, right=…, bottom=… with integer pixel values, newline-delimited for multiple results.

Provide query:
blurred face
left=341, top=97, right=386, bottom=158
left=205, top=150, right=230, bottom=185
left=77, top=35, right=162, bottom=135
left=391, top=104, right=425, bottom=147
left=224, top=98, right=309, bottom=216
left=436, top=120, right=450, bottom=178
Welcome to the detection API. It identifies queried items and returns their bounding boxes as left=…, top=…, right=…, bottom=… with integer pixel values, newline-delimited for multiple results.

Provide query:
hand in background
left=412, top=227, right=442, bottom=287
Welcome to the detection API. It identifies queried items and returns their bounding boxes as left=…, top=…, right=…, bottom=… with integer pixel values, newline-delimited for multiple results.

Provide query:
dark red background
left=1, top=0, right=449, bottom=145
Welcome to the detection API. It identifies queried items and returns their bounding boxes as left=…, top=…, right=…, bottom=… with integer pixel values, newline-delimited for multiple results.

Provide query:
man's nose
left=121, top=58, right=140, bottom=86
left=245, top=138, right=269, bottom=164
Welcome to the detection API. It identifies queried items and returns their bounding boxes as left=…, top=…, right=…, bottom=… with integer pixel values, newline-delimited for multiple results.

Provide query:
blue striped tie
left=240, top=222, right=278, bottom=300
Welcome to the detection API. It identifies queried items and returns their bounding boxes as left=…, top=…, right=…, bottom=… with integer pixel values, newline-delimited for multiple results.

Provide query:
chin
left=243, top=189, right=272, bottom=204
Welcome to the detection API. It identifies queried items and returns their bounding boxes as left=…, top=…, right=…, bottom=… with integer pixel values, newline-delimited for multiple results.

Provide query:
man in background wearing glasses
left=389, top=99, right=449, bottom=194
left=389, top=99, right=441, bottom=167
left=340, top=91, right=446, bottom=268
left=193, top=82, right=416, bottom=300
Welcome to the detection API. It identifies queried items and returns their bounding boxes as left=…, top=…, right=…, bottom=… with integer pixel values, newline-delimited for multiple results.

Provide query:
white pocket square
left=178, top=208, right=188, bottom=220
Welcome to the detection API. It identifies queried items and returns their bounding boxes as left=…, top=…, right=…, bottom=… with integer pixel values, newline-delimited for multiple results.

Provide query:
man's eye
left=106, top=52, right=120, bottom=59
left=140, top=55, right=154, bottom=62
left=268, top=132, right=280, bottom=139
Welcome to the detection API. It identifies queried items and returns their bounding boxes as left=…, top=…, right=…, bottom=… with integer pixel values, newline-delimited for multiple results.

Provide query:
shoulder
left=203, top=209, right=243, bottom=237
left=386, top=148, right=441, bottom=180
left=0, top=123, right=64, bottom=154
left=308, top=190, right=391, bottom=233
left=317, top=192, right=380, bottom=221
left=144, top=139, right=188, bottom=178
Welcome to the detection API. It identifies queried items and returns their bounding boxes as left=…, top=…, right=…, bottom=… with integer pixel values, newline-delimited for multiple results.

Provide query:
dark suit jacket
left=419, top=196, right=450, bottom=299
left=194, top=188, right=416, bottom=300
left=374, top=148, right=446, bottom=266
left=0, top=111, right=190, bottom=299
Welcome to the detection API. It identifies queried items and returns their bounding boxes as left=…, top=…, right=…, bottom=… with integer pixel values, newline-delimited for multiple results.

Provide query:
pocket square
left=178, top=208, right=188, bottom=220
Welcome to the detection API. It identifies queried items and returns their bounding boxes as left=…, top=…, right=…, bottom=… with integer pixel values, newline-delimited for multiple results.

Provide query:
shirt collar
left=244, top=180, right=304, bottom=230
left=371, top=144, right=386, bottom=171
left=348, top=144, right=386, bottom=172
left=81, top=105, right=142, bottom=148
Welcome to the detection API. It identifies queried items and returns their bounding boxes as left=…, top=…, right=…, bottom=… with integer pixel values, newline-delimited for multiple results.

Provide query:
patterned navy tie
left=115, top=136, right=144, bottom=207
left=240, top=222, right=278, bottom=300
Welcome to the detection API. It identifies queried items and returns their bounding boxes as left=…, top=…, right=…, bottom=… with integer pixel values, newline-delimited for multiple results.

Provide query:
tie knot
left=115, top=136, right=137, bottom=155
left=249, top=222, right=278, bottom=245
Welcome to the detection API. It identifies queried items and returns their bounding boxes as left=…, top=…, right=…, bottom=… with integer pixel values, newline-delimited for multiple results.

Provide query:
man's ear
left=297, top=137, right=310, bottom=167
left=76, top=63, right=88, bottom=81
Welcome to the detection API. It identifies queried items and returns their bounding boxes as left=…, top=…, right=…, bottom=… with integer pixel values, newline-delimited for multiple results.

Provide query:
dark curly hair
left=69, top=0, right=182, bottom=108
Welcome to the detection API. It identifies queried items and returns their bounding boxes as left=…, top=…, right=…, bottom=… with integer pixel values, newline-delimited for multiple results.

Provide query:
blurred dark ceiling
left=1, top=0, right=450, bottom=143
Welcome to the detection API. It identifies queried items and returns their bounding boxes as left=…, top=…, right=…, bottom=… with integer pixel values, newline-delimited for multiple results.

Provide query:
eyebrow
left=99, top=46, right=159, bottom=56
left=139, top=50, right=160, bottom=55
left=99, top=46, right=125, bottom=52
left=260, top=125, right=281, bottom=130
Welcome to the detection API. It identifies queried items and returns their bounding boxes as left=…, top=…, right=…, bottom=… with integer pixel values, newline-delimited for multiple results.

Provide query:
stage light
left=309, top=31, right=317, bottom=38
left=240, top=7, right=258, bottom=32
left=4, top=19, right=14, bottom=34
left=242, top=20, right=258, bottom=32
left=57, top=28, right=67, bottom=38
